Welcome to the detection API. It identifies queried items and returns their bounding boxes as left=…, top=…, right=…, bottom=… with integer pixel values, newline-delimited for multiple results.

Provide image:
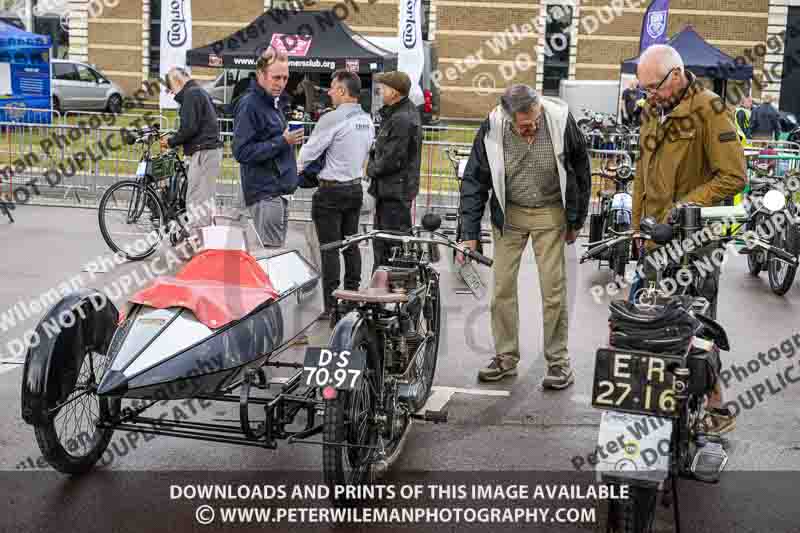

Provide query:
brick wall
left=87, top=0, right=144, bottom=96
left=82, top=0, right=774, bottom=115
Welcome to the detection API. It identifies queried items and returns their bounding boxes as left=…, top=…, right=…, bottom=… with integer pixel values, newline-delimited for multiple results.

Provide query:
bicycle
left=97, top=125, right=189, bottom=261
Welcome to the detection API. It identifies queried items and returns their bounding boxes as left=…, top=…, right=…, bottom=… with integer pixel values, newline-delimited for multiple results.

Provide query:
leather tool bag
left=608, top=298, right=702, bottom=355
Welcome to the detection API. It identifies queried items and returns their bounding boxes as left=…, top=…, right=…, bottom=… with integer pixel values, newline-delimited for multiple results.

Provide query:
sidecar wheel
left=21, top=290, right=121, bottom=474
left=32, top=348, right=120, bottom=474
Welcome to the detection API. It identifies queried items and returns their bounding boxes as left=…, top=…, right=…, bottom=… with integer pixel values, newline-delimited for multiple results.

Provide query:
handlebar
left=320, top=229, right=494, bottom=267
left=126, top=125, right=171, bottom=145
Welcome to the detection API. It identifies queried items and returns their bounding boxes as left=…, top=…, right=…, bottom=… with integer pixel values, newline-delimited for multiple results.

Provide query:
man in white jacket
left=460, top=85, right=591, bottom=389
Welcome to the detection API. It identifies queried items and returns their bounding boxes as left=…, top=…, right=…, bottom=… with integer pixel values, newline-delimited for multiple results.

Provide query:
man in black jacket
left=367, top=71, right=422, bottom=269
left=750, top=94, right=781, bottom=141
left=162, top=67, right=223, bottom=243
left=460, top=84, right=591, bottom=389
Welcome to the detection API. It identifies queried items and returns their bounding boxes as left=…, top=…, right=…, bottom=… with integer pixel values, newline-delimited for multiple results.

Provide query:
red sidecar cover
left=127, top=249, right=279, bottom=329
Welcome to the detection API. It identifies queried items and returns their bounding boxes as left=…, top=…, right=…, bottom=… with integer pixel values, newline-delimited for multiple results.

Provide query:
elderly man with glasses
left=460, top=84, right=591, bottom=388
left=631, top=44, right=745, bottom=435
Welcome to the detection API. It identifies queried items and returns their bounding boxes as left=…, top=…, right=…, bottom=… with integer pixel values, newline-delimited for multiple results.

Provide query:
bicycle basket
left=149, top=153, right=177, bottom=181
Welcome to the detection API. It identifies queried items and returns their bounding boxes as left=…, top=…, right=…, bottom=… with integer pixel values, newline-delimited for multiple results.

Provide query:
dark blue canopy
left=621, top=25, right=753, bottom=81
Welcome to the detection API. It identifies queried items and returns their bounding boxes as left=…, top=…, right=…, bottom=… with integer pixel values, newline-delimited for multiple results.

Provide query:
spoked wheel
left=607, top=484, right=657, bottom=533
left=323, top=322, right=381, bottom=492
left=98, top=180, right=164, bottom=260
left=611, top=223, right=631, bottom=280
left=406, top=277, right=441, bottom=413
left=768, top=224, right=797, bottom=295
left=33, top=346, right=120, bottom=474
left=747, top=213, right=767, bottom=276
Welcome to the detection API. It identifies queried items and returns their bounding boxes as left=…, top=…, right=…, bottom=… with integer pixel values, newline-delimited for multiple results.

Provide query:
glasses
left=639, top=67, right=676, bottom=95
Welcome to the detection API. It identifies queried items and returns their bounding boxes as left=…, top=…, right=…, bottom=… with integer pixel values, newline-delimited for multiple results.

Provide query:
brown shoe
left=478, top=355, right=518, bottom=382
left=541, top=365, right=575, bottom=390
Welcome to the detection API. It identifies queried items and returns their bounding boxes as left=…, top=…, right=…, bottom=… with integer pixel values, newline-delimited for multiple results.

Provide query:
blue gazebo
left=0, top=22, right=52, bottom=123
left=621, top=25, right=754, bottom=101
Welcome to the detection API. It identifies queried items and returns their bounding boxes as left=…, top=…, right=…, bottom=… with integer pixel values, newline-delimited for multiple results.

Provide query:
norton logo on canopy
left=402, top=0, right=417, bottom=49
left=166, top=0, right=188, bottom=48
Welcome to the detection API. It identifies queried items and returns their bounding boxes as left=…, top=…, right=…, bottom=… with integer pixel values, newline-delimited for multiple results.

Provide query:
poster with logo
left=397, top=0, right=424, bottom=106
left=160, top=0, right=192, bottom=110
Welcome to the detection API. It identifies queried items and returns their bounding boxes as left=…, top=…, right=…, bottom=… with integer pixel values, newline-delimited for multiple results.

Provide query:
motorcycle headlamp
left=763, top=189, right=786, bottom=212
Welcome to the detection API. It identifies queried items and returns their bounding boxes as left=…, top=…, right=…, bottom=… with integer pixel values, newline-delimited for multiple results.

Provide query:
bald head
left=637, top=45, right=688, bottom=109
left=639, top=45, right=684, bottom=78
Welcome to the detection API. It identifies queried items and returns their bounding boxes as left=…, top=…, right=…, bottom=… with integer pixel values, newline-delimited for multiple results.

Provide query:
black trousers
left=373, top=198, right=412, bottom=271
left=312, top=183, right=363, bottom=310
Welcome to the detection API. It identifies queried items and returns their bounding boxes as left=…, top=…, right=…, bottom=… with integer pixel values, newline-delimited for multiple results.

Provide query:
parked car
left=51, top=59, right=126, bottom=114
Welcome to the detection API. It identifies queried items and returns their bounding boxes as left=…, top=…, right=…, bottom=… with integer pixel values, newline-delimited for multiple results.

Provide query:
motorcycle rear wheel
left=607, top=484, right=657, bottom=533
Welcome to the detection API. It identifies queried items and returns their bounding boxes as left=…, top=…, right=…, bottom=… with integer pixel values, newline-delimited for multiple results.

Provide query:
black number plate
left=303, top=347, right=366, bottom=390
left=592, top=348, right=682, bottom=419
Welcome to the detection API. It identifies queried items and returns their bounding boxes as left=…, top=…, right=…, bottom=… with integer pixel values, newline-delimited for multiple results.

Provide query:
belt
left=319, top=178, right=362, bottom=188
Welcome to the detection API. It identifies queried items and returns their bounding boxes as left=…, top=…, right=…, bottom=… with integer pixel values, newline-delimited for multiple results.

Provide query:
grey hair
left=640, top=44, right=684, bottom=77
left=166, top=66, right=190, bottom=90
left=500, top=84, right=540, bottom=116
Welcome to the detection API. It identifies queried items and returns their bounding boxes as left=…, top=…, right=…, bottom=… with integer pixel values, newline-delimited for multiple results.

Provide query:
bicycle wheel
left=768, top=225, right=797, bottom=295
left=407, top=274, right=441, bottom=412
left=323, top=318, right=380, bottom=490
left=98, top=181, right=165, bottom=261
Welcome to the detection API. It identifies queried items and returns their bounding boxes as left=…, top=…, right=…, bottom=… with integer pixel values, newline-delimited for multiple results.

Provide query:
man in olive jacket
left=460, top=84, right=591, bottom=389
left=633, top=44, right=745, bottom=435
left=367, top=71, right=422, bottom=269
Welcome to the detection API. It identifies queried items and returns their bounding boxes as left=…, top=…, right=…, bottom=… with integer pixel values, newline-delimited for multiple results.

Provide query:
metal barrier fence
left=0, top=114, right=642, bottom=232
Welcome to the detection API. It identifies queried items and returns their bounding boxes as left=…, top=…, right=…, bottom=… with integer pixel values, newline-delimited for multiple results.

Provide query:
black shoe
left=318, top=310, right=332, bottom=322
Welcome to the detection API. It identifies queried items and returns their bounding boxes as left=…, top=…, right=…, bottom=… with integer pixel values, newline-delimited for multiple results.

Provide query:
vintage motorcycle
left=587, top=161, right=635, bottom=279
left=317, top=213, right=492, bottom=485
left=580, top=205, right=797, bottom=532
left=20, top=215, right=490, bottom=494
left=740, top=167, right=800, bottom=295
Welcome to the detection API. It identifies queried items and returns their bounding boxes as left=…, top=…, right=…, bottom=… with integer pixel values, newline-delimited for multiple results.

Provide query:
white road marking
left=0, top=364, right=21, bottom=376
left=419, top=385, right=510, bottom=413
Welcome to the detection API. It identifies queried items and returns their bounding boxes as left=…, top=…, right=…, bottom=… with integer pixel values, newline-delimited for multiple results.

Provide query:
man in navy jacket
left=233, top=47, right=304, bottom=248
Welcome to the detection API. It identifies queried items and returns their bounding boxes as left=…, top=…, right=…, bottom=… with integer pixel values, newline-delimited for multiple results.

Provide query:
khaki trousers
left=491, top=203, right=570, bottom=368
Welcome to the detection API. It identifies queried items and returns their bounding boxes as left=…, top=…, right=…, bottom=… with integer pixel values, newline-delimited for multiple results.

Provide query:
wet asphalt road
left=0, top=205, right=798, bottom=533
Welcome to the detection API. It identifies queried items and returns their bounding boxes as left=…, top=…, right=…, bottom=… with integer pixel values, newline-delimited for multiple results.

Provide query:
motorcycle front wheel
left=747, top=214, right=766, bottom=276
left=323, top=318, right=381, bottom=492
left=607, top=484, right=657, bottom=533
left=611, top=222, right=631, bottom=279
left=768, top=225, right=797, bottom=295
